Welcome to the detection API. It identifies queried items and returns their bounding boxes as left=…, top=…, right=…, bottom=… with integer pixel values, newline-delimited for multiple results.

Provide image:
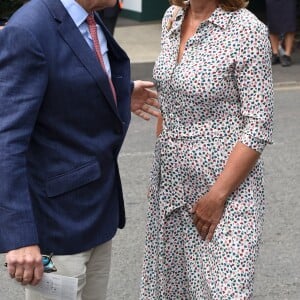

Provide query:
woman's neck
left=188, top=0, right=218, bottom=22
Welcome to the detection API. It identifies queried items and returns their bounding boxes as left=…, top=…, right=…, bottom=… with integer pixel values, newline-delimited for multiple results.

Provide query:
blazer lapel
left=43, top=0, right=119, bottom=115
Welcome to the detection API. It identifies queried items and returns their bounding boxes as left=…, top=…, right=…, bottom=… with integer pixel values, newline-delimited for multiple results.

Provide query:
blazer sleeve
left=0, top=26, right=48, bottom=252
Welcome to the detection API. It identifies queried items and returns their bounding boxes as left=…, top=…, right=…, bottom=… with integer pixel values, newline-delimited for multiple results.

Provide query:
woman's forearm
left=210, top=141, right=261, bottom=204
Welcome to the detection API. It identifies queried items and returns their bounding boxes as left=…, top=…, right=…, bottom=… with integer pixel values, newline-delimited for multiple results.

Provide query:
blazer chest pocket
left=46, top=160, right=101, bottom=198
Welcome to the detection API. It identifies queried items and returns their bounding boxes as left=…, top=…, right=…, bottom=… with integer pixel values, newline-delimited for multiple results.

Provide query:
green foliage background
left=0, top=0, right=24, bottom=18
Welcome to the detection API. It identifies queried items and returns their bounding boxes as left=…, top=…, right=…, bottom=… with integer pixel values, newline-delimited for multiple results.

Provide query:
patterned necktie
left=86, top=13, right=117, bottom=104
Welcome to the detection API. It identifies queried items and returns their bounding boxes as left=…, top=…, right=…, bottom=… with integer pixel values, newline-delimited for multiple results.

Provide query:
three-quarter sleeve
left=235, top=23, right=274, bottom=153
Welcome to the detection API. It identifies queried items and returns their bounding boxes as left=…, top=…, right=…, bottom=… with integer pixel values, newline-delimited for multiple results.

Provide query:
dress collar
left=208, top=7, right=233, bottom=29
left=168, top=4, right=232, bottom=33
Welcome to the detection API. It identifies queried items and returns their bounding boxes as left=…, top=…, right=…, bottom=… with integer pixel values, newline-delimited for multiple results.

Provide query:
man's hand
left=131, top=80, right=160, bottom=120
left=5, top=245, right=44, bottom=286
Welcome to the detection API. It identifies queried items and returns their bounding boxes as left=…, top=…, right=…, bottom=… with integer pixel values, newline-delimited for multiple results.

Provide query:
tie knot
left=86, top=13, right=96, bottom=26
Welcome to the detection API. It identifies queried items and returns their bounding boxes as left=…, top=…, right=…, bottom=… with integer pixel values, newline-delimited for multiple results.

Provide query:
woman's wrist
left=209, top=184, right=230, bottom=205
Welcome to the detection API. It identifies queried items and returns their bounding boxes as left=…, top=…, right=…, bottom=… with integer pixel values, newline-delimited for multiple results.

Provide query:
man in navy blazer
left=0, top=0, right=159, bottom=298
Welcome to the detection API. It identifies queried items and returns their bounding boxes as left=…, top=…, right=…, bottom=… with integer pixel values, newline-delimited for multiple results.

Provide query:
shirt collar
left=170, top=3, right=232, bottom=32
left=60, top=0, right=88, bottom=27
left=207, top=7, right=232, bottom=29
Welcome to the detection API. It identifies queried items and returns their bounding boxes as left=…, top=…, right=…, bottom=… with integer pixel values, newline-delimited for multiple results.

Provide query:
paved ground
left=1, top=16, right=300, bottom=300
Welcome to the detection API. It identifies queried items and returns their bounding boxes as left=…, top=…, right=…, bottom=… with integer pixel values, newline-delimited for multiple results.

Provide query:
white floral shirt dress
left=140, top=4, right=273, bottom=300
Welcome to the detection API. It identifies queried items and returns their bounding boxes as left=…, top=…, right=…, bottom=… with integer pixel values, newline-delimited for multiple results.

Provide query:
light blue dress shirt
left=60, top=0, right=112, bottom=77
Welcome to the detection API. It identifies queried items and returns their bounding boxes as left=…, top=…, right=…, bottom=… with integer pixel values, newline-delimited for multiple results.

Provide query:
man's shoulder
left=7, top=0, right=52, bottom=31
left=2, top=0, right=63, bottom=53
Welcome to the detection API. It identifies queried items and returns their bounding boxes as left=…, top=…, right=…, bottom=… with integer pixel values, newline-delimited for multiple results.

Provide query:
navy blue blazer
left=0, top=0, right=131, bottom=254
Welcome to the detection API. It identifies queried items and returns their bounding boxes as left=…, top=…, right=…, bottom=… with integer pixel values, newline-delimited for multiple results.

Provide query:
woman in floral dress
left=140, top=0, right=274, bottom=299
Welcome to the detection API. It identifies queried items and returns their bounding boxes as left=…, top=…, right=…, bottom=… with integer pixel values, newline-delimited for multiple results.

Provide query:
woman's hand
left=191, top=142, right=261, bottom=242
left=191, top=190, right=226, bottom=242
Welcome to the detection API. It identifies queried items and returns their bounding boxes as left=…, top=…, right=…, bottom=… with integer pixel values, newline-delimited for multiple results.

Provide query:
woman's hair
left=169, top=0, right=248, bottom=11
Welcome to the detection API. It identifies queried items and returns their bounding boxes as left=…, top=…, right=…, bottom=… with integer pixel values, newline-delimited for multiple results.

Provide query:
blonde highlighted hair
left=169, top=0, right=248, bottom=11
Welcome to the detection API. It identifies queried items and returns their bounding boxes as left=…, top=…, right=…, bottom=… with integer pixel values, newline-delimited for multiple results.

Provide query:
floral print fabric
left=140, top=5, right=273, bottom=300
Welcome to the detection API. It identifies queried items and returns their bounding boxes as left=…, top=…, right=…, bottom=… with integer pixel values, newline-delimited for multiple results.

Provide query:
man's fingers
left=22, top=267, right=34, bottom=285
left=133, top=104, right=161, bottom=120
left=145, top=107, right=161, bottom=118
left=145, top=89, right=158, bottom=100
left=145, top=97, right=160, bottom=108
left=14, top=265, right=24, bottom=282
left=7, top=264, right=16, bottom=278
left=31, top=264, right=44, bottom=286
left=135, top=80, right=155, bottom=89
left=133, top=109, right=150, bottom=121
left=20, top=263, right=43, bottom=286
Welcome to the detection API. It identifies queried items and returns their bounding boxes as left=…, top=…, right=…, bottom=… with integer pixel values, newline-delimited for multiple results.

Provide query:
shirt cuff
left=239, top=133, right=268, bottom=153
